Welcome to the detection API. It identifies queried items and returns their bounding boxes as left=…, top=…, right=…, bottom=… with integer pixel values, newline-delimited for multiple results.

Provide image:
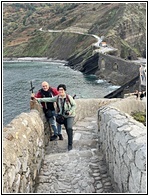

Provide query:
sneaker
left=50, top=135, right=57, bottom=141
left=68, top=145, right=72, bottom=151
left=58, top=134, right=63, bottom=140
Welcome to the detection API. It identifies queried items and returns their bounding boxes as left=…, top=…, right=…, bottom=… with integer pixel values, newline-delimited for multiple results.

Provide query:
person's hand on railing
left=31, top=93, right=35, bottom=100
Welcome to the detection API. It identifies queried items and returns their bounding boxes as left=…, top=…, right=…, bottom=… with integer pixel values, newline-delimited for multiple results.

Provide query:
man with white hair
left=32, top=81, right=63, bottom=141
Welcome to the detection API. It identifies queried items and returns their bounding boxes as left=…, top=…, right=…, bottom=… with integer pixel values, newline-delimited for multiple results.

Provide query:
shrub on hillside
left=131, top=111, right=146, bottom=126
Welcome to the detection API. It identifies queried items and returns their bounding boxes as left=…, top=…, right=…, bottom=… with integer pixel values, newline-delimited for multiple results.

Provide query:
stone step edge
left=44, top=148, right=99, bottom=158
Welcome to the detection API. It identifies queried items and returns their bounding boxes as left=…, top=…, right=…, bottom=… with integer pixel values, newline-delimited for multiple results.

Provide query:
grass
left=131, top=111, right=146, bottom=126
left=3, top=29, right=95, bottom=60
left=3, top=3, right=145, bottom=59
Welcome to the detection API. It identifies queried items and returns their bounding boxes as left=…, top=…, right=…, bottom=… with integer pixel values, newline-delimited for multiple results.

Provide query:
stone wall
left=98, top=97, right=146, bottom=193
left=4, top=97, right=145, bottom=193
left=3, top=98, right=117, bottom=193
left=3, top=100, right=50, bottom=193
left=96, top=53, right=140, bottom=86
left=74, top=98, right=119, bottom=123
left=68, top=51, right=141, bottom=95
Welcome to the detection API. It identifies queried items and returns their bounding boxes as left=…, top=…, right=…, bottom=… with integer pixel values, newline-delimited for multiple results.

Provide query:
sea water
left=3, top=61, right=120, bottom=126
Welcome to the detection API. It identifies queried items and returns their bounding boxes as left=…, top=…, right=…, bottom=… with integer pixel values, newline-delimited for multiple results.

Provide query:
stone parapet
left=74, top=98, right=119, bottom=123
left=3, top=100, right=50, bottom=193
left=98, top=97, right=146, bottom=193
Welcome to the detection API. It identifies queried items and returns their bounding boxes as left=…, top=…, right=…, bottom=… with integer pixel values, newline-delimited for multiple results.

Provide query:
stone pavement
left=35, top=116, right=116, bottom=193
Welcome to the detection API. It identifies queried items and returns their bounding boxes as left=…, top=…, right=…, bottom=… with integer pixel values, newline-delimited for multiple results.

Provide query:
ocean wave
left=96, top=79, right=107, bottom=83
left=109, top=85, right=120, bottom=89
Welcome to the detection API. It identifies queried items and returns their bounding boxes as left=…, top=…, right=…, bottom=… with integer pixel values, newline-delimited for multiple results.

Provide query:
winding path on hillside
left=91, top=34, right=102, bottom=47
left=39, top=27, right=146, bottom=87
left=39, top=27, right=116, bottom=53
left=35, top=115, right=116, bottom=193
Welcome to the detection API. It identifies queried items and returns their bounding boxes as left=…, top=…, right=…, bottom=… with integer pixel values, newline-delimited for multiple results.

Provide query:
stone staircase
left=34, top=116, right=116, bottom=193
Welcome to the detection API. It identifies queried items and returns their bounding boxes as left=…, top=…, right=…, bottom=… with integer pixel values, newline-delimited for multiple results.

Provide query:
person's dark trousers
left=64, top=117, right=74, bottom=146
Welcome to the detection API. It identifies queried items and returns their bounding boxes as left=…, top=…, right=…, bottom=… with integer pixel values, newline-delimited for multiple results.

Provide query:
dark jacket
left=35, top=87, right=59, bottom=110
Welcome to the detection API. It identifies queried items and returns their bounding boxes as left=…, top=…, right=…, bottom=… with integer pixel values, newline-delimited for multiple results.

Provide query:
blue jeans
left=63, top=117, right=74, bottom=146
left=49, top=111, right=62, bottom=135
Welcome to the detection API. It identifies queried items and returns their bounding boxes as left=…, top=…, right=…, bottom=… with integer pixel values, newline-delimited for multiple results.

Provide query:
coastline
left=3, top=57, right=68, bottom=64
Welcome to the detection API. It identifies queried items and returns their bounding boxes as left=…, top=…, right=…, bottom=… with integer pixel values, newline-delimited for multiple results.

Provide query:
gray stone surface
left=98, top=97, right=146, bottom=193
left=35, top=115, right=115, bottom=193
left=3, top=107, right=47, bottom=193
left=4, top=97, right=145, bottom=193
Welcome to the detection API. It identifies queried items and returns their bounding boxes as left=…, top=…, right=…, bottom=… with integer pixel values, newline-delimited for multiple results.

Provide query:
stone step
left=35, top=148, right=114, bottom=193
left=35, top=115, right=116, bottom=193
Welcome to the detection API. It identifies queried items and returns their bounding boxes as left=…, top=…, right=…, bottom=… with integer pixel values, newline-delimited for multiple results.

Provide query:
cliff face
left=3, top=3, right=146, bottom=60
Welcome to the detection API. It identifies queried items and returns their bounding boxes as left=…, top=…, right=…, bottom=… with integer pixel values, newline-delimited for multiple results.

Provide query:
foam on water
left=96, top=79, right=107, bottom=83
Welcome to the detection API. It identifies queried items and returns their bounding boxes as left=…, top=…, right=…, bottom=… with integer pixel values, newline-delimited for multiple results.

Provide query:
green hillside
left=3, top=3, right=146, bottom=59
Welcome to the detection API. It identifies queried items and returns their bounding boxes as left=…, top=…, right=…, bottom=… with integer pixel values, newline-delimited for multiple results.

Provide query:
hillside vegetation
left=3, top=3, right=146, bottom=60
